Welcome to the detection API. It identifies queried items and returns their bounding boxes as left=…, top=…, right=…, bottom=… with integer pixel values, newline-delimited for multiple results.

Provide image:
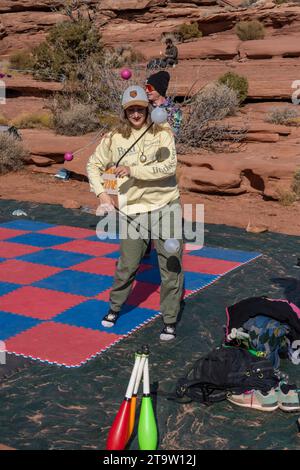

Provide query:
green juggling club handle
left=138, top=351, right=158, bottom=450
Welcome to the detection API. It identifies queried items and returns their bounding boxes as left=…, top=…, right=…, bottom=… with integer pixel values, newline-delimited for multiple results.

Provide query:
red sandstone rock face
left=1, top=1, right=300, bottom=56
left=1, top=1, right=300, bottom=202
left=99, top=0, right=168, bottom=10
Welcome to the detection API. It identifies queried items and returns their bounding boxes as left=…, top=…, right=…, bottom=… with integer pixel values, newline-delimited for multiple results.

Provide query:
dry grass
left=266, top=107, right=299, bottom=126
left=0, top=114, right=8, bottom=125
left=11, top=112, right=54, bottom=129
left=278, top=190, right=297, bottom=206
left=292, top=169, right=300, bottom=197
left=51, top=99, right=100, bottom=136
left=0, top=132, right=28, bottom=174
left=102, top=46, right=145, bottom=68
left=9, top=51, right=34, bottom=72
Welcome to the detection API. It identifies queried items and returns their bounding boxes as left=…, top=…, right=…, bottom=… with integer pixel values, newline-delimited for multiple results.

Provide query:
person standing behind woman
left=87, top=85, right=184, bottom=341
left=146, top=71, right=182, bottom=138
left=144, top=71, right=182, bottom=257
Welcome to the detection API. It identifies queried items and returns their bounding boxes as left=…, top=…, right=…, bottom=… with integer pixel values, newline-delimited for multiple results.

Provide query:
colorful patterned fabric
left=243, top=315, right=290, bottom=369
left=159, top=97, right=182, bottom=136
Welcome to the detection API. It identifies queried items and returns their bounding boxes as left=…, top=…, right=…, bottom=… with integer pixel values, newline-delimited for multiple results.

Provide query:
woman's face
left=125, top=106, right=147, bottom=129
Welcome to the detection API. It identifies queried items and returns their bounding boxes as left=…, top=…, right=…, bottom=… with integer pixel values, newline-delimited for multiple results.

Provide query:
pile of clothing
left=174, top=296, right=300, bottom=412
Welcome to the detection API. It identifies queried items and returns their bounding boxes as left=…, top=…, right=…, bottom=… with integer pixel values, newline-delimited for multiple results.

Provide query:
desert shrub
left=278, top=190, right=297, bottom=206
left=177, top=83, right=246, bottom=152
left=47, top=60, right=145, bottom=136
left=235, top=20, right=265, bottom=41
left=11, top=112, right=54, bottom=129
left=32, top=19, right=103, bottom=81
left=292, top=169, right=300, bottom=197
left=72, top=58, right=146, bottom=115
left=51, top=98, right=100, bottom=135
left=266, top=107, right=299, bottom=125
left=9, top=51, right=34, bottom=72
left=177, top=22, right=202, bottom=42
left=0, top=132, right=27, bottom=174
left=218, top=71, right=249, bottom=104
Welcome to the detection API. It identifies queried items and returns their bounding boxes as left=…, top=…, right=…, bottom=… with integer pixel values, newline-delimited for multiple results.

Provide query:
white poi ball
left=151, top=107, right=168, bottom=125
left=164, top=238, right=180, bottom=254
left=64, top=152, right=74, bottom=162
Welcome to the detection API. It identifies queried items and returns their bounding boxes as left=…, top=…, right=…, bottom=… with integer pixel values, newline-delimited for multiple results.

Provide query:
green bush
left=218, top=72, right=249, bottom=104
left=0, top=132, right=27, bottom=174
left=32, top=19, right=103, bottom=81
left=235, top=20, right=265, bottom=41
left=178, top=22, right=202, bottom=42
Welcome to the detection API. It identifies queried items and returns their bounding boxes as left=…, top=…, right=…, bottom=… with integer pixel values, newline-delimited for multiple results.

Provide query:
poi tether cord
left=116, top=122, right=154, bottom=167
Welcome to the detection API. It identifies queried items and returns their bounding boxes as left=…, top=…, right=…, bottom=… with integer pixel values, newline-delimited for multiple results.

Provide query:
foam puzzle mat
left=0, top=219, right=261, bottom=367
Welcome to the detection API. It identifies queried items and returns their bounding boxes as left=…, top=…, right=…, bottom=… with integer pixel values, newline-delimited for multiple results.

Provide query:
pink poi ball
left=64, top=152, right=74, bottom=162
left=120, top=68, right=132, bottom=80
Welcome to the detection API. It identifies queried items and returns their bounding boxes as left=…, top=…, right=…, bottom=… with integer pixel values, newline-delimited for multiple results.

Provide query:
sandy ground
left=0, top=168, right=300, bottom=236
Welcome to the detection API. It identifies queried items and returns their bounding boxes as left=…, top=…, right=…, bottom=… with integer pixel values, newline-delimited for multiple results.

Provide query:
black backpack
left=173, top=346, right=279, bottom=405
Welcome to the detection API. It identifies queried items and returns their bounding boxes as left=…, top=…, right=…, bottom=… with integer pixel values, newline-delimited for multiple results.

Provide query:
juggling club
left=106, top=350, right=142, bottom=450
left=128, top=347, right=148, bottom=441
left=138, top=348, right=158, bottom=450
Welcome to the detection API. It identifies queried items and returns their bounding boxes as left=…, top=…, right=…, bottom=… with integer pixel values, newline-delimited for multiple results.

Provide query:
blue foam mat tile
left=0, top=310, right=41, bottom=341
left=17, top=249, right=93, bottom=268
left=7, top=233, right=73, bottom=248
left=0, top=281, right=21, bottom=297
left=0, top=220, right=55, bottom=231
left=33, top=270, right=114, bottom=297
left=189, top=246, right=261, bottom=263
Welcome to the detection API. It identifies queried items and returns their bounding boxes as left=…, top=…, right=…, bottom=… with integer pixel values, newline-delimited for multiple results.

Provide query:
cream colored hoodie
left=87, top=125, right=180, bottom=215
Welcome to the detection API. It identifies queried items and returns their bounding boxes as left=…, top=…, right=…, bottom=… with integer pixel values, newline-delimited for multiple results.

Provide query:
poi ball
left=0, top=73, right=5, bottom=79
left=164, top=238, right=180, bottom=254
left=64, top=152, right=74, bottom=162
left=151, top=107, right=168, bottom=125
left=120, top=68, right=132, bottom=80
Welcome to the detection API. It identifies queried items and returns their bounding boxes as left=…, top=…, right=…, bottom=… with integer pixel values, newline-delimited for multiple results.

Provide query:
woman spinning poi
left=87, top=85, right=183, bottom=341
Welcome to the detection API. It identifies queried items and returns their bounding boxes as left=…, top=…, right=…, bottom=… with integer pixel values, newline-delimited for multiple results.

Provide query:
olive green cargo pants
left=109, top=199, right=184, bottom=325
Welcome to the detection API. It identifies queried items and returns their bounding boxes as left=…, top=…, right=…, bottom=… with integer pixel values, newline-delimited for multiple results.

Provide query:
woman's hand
left=96, top=193, right=115, bottom=216
left=114, top=166, right=131, bottom=178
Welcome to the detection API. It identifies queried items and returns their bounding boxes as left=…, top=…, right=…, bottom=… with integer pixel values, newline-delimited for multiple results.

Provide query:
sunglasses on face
left=146, top=84, right=155, bottom=93
left=126, top=106, right=147, bottom=115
